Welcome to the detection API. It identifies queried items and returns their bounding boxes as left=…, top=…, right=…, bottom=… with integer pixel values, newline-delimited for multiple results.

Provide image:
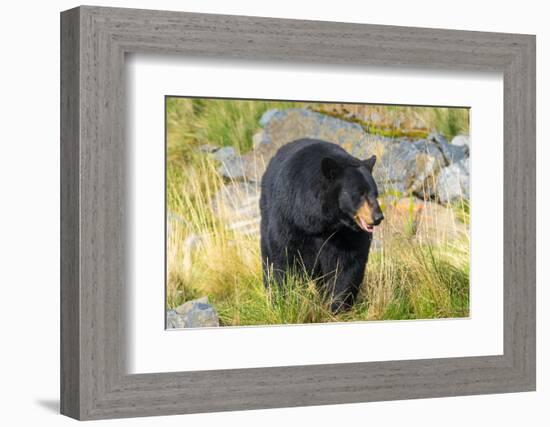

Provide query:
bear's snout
left=372, top=210, right=384, bottom=226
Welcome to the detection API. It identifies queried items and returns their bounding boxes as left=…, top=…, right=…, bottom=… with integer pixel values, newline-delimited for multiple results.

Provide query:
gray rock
left=375, top=140, right=444, bottom=199
left=436, top=158, right=470, bottom=203
left=375, top=141, right=420, bottom=194
left=451, top=135, right=471, bottom=156
left=210, top=146, right=236, bottom=161
left=166, top=309, right=185, bottom=329
left=199, top=143, right=220, bottom=154
left=429, top=133, right=468, bottom=165
left=208, top=146, right=248, bottom=180
left=259, top=109, right=280, bottom=127
left=411, top=139, right=445, bottom=164
left=410, top=139, right=447, bottom=198
left=451, top=134, right=470, bottom=148
left=211, top=182, right=260, bottom=236
left=175, top=296, right=208, bottom=315
left=216, top=155, right=247, bottom=180
left=252, top=130, right=266, bottom=149
left=172, top=297, right=220, bottom=328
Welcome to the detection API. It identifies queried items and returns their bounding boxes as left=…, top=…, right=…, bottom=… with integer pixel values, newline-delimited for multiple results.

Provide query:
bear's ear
left=363, top=155, right=377, bottom=172
left=321, top=157, right=343, bottom=180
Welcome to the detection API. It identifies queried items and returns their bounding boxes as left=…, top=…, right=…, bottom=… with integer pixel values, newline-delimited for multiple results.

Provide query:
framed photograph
left=61, top=6, right=536, bottom=420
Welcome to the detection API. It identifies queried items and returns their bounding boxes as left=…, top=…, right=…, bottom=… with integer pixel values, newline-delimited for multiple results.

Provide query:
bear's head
left=321, top=154, right=384, bottom=233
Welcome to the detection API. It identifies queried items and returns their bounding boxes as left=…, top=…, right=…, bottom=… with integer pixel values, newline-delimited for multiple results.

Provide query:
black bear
left=259, top=138, right=384, bottom=312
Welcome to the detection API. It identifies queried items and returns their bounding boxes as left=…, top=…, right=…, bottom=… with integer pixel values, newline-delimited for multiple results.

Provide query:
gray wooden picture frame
left=60, top=5, right=536, bottom=421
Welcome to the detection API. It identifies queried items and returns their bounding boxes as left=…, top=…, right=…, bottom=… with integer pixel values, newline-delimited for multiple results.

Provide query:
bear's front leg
left=315, top=248, right=367, bottom=313
left=329, top=263, right=366, bottom=313
left=314, top=231, right=371, bottom=313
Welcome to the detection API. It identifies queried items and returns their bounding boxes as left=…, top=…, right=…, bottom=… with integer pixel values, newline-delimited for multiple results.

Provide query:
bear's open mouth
left=354, top=201, right=376, bottom=233
left=355, top=215, right=375, bottom=233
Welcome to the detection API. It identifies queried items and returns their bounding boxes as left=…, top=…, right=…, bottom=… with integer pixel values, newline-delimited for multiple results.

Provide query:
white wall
left=0, top=0, right=546, bottom=425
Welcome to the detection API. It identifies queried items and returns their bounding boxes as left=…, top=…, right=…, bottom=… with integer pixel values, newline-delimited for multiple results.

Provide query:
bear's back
left=263, top=138, right=350, bottom=184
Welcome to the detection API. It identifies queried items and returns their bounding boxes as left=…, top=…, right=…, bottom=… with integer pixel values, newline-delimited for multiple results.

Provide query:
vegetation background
left=166, top=98, right=470, bottom=327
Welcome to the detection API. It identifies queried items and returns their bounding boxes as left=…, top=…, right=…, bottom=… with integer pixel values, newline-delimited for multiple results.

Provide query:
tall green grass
left=433, top=107, right=470, bottom=141
left=166, top=98, right=470, bottom=325
left=166, top=98, right=302, bottom=162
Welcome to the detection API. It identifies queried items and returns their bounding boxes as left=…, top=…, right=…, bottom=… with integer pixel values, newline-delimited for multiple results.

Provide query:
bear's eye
left=363, top=185, right=378, bottom=199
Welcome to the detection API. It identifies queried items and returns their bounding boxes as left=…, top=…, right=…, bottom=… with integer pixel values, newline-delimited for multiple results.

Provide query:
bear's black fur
left=260, top=138, right=384, bottom=312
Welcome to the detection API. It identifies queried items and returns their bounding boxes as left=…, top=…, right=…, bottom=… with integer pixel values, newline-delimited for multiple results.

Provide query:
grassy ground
left=166, top=98, right=470, bottom=326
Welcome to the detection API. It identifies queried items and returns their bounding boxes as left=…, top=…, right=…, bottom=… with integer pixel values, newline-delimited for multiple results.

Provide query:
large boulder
left=241, top=108, right=393, bottom=182
left=436, top=158, right=470, bottom=203
left=167, top=297, right=220, bottom=329
left=375, top=139, right=445, bottom=198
